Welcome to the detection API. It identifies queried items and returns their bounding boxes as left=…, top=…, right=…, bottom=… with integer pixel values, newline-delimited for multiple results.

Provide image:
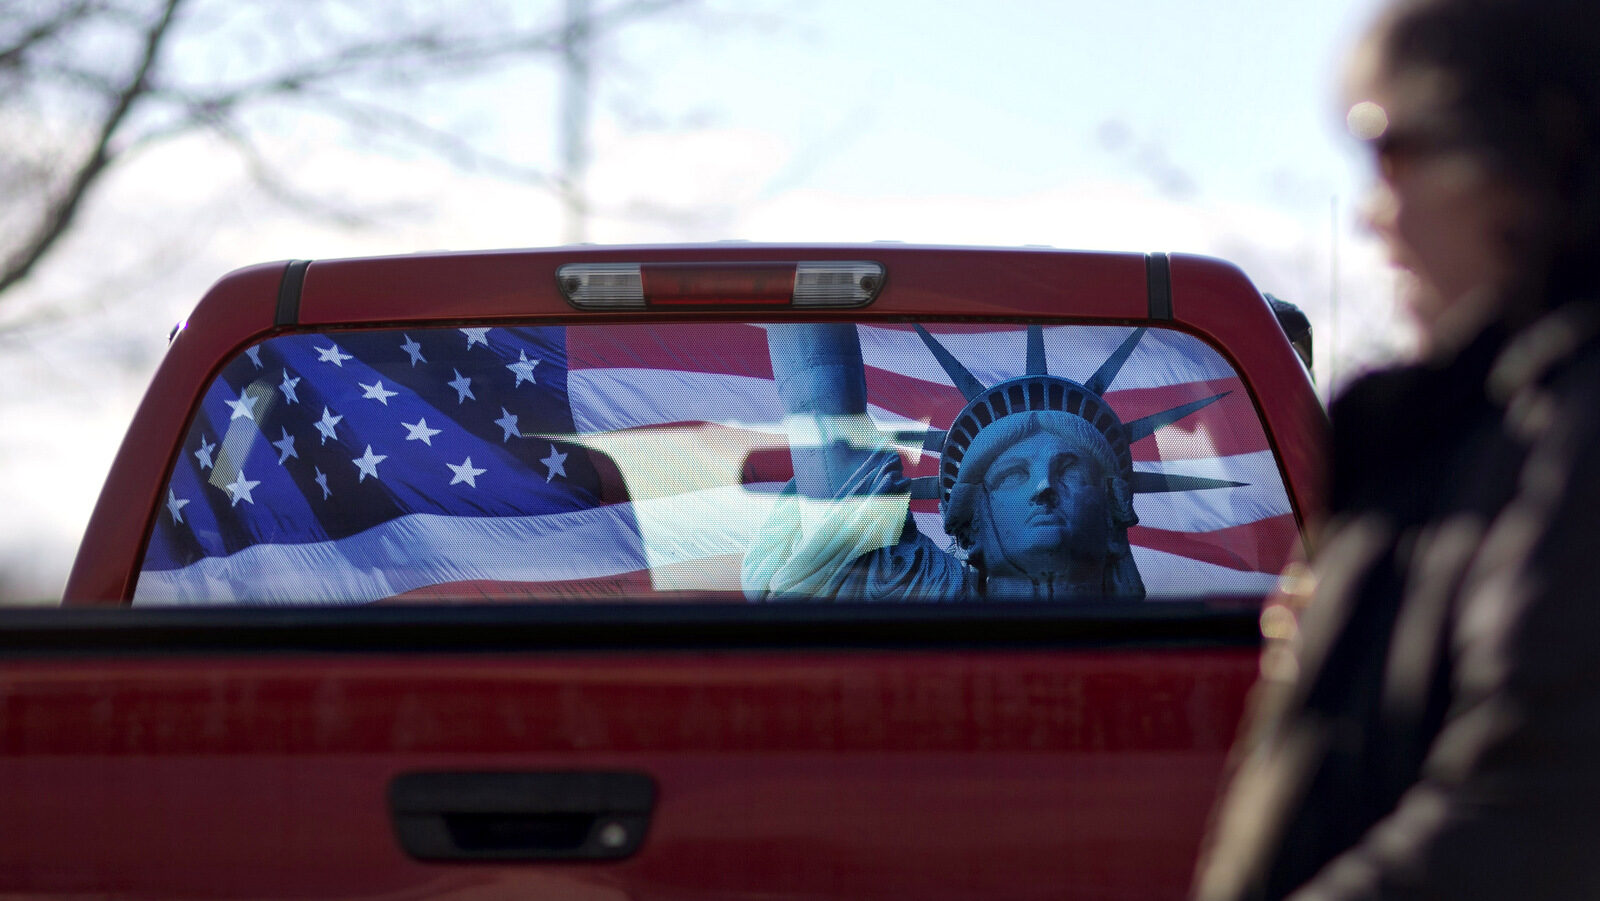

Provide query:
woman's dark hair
left=1372, top=0, right=1600, bottom=309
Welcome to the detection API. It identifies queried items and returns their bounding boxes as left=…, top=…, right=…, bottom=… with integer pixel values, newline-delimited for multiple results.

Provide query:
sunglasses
left=1347, top=101, right=1465, bottom=180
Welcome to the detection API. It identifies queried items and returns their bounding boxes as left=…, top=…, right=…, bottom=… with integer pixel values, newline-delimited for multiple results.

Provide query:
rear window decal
left=134, top=322, right=1295, bottom=604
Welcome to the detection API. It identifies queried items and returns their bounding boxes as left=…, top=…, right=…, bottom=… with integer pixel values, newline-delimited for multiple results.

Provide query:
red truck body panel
left=0, top=641, right=1255, bottom=899
left=30, top=245, right=1323, bottom=899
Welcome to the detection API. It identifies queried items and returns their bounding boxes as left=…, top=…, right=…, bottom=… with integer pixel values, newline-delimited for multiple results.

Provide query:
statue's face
left=975, top=431, right=1112, bottom=576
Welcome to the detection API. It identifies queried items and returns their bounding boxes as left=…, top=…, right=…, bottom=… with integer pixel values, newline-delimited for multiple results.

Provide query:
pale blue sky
left=576, top=1, right=1388, bottom=211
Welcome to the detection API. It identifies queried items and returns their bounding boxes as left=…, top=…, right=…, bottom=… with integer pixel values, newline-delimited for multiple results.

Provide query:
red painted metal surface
left=64, top=262, right=286, bottom=603
left=292, top=245, right=1150, bottom=327
left=1169, top=254, right=1327, bottom=529
left=0, top=647, right=1256, bottom=900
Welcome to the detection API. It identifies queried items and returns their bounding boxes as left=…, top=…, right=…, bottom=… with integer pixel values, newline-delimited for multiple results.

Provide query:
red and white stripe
left=137, top=323, right=1297, bottom=604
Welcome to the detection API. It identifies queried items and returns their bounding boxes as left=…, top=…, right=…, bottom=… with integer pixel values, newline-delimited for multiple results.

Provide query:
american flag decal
left=135, top=322, right=1298, bottom=604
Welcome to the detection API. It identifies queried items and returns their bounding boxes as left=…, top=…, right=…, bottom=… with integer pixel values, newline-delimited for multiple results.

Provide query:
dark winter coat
left=1193, top=302, right=1600, bottom=900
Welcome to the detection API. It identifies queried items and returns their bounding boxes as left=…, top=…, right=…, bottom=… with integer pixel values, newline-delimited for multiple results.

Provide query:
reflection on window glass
left=135, top=322, right=1297, bottom=605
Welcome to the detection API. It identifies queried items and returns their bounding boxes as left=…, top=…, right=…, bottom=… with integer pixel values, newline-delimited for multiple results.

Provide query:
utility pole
left=560, top=0, right=592, bottom=244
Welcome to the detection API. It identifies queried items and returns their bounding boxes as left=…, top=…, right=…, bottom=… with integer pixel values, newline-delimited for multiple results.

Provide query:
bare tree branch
left=134, top=0, right=690, bottom=132
left=294, top=92, right=554, bottom=186
left=0, top=0, right=186, bottom=297
left=0, top=0, right=96, bottom=72
left=110, top=0, right=683, bottom=127
left=0, top=0, right=703, bottom=311
left=203, top=113, right=378, bottom=228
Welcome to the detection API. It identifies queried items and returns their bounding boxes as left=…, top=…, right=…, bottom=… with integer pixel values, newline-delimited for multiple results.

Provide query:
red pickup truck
left=7, top=245, right=1323, bottom=899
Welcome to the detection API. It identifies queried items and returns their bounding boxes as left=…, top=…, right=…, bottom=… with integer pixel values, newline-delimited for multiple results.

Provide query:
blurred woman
left=1193, top=0, right=1600, bottom=898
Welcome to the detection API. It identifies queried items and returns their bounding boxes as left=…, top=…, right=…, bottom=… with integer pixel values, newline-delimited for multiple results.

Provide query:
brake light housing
left=557, top=261, right=885, bottom=310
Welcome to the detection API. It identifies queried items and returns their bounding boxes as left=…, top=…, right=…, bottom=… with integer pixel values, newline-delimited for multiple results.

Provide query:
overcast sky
left=0, top=0, right=1401, bottom=600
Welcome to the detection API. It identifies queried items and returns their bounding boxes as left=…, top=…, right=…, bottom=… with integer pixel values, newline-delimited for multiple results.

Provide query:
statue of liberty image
left=741, top=323, right=1241, bottom=602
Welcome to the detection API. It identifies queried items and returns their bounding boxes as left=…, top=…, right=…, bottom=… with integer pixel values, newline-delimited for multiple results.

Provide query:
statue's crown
left=939, top=374, right=1133, bottom=503
left=911, top=324, right=1239, bottom=510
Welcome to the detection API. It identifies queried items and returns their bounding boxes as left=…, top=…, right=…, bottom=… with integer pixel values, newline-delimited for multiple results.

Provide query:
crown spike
left=889, top=429, right=947, bottom=452
left=1026, top=325, right=1047, bottom=376
left=1126, top=391, right=1230, bottom=442
left=1129, top=471, right=1246, bottom=494
left=1086, top=327, right=1147, bottom=396
left=913, top=324, right=988, bottom=401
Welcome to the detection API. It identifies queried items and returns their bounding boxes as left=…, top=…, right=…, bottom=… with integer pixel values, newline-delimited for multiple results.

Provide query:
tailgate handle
left=389, top=771, right=655, bottom=861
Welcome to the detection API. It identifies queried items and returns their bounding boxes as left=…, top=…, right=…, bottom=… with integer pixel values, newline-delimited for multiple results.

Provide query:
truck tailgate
left=0, top=605, right=1256, bottom=901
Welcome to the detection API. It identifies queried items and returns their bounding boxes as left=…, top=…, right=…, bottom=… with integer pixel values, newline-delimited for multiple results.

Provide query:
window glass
left=135, top=322, right=1297, bottom=604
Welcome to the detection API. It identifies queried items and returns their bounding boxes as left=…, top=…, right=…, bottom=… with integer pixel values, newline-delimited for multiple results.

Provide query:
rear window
left=135, top=321, right=1297, bottom=604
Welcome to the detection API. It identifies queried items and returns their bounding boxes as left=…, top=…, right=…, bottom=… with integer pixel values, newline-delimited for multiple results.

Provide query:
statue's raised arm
left=740, top=323, right=963, bottom=601
left=742, top=322, right=1236, bottom=602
